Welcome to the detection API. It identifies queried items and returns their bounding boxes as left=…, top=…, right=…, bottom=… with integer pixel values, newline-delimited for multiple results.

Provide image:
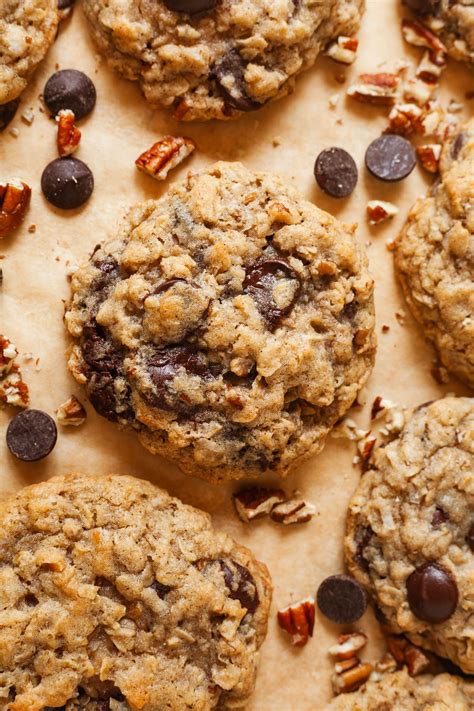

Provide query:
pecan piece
left=233, top=487, right=285, bottom=522
left=277, top=597, right=315, bottom=647
left=401, top=18, right=447, bottom=59
left=135, top=136, right=196, bottom=181
left=56, top=394, right=87, bottom=426
left=332, top=662, right=373, bottom=694
left=386, top=103, right=423, bottom=136
left=0, top=179, right=31, bottom=239
left=56, top=109, right=81, bottom=157
left=326, top=36, right=359, bottom=65
left=416, top=143, right=441, bottom=173
left=367, top=200, right=398, bottom=225
left=329, top=632, right=368, bottom=660
left=416, top=50, right=447, bottom=83
left=347, top=73, right=400, bottom=105
left=270, top=497, right=316, bottom=525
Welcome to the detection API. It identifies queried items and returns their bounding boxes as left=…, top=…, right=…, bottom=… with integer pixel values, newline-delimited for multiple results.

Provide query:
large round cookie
left=345, top=397, right=474, bottom=674
left=82, top=0, right=365, bottom=121
left=65, top=161, right=376, bottom=482
left=403, top=1, right=474, bottom=67
left=0, top=0, right=59, bottom=106
left=329, top=669, right=474, bottom=710
left=0, top=474, right=271, bottom=709
left=394, top=120, right=474, bottom=389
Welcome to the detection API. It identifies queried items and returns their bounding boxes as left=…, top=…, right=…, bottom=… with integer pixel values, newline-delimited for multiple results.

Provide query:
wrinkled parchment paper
left=0, top=1, right=472, bottom=707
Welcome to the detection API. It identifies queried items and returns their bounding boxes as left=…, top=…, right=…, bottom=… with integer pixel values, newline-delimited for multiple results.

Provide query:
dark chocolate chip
left=43, top=69, right=96, bottom=120
left=6, top=409, right=57, bottom=462
left=92, top=257, right=120, bottom=292
left=58, top=0, right=75, bottom=8
left=451, top=132, right=466, bottom=160
left=365, top=134, right=416, bottom=182
left=0, top=98, right=20, bottom=131
left=151, top=580, right=172, bottom=598
left=41, top=157, right=94, bottom=209
left=147, top=346, right=218, bottom=410
left=431, top=507, right=448, bottom=528
left=406, top=562, right=458, bottom=623
left=163, top=0, right=217, bottom=12
left=402, top=0, right=440, bottom=15
left=314, top=147, right=358, bottom=198
left=243, top=257, right=302, bottom=330
left=466, top=523, right=474, bottom=551
left=212, top=50, right=260, bottom=113
left=153, top=278, right=186, bottom=295
left=316, top=574, right=368, bottom=624
left=220, top=560, right=259, bottom=613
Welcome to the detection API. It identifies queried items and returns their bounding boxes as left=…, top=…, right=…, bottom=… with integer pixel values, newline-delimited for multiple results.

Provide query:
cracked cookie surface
left=65, top=161, right=376, bottom=482
left=82, top=0, right=365, bottom=120
left=345, top=397, right=474, bottom=674
left=0, top=474, right=271, bottom=710
left=394, top=119, right=474, bottom=388
left=329, top=669, right=474, bottom=710
left=0, top=0, right=58, bottom=105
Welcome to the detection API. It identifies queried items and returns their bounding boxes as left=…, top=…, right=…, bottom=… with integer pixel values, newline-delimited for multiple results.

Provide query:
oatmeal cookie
left=394, top=119, right=474, bottom=388
left=345, top=397, right=474, bottom=674
left=403, top=0, right=474, bottom=67
left=0, top=0, right=59, bottom=106
left=82, top=0, right=365, bottom=121
left=0, top=474, right=271, bottom=710
left=329, top=669, right=474, bottom=710
left=65, top=162, right=376, bottom=482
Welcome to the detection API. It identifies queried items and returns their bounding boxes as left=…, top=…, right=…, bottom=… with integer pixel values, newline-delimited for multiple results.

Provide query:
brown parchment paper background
left=0, top=1, right=472, bottom=708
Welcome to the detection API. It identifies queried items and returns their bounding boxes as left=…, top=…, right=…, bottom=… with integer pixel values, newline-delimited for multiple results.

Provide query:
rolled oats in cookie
left=403, top=0, right=474, bottom=67
left=345, top=397, right=474, bottom=674
left=82, top=0, right=365, bottom=121
left=394, top=119, right=474, bottom=389
left=328, top=668, right=474, bottom=710
left=0, top=474, right=271, bottom=709
left=65, top=162, right=376, bottom=482
left=0, top=0, right=59, bottom=106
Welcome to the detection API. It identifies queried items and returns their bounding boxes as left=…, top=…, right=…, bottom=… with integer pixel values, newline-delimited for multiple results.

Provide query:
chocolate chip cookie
left=329, top=669, right=474, bottom=710
left=345, top=397, right=474, bottom=674
left=394, top=120, right=474, bottom=388
left=0, top=0, right=59, bottom=106
left=403, top=1, right=474, bottom=67
left=0, top=474, right=271, bottom=709
left=65, top=162, right=376, bottom=482
left=82, top=0, right=365, bottom=121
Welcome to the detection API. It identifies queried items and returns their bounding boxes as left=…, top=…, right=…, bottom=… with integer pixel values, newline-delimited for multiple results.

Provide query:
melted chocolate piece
left=243, top=257, right=302, bottom=330
left=466, top=523, right=474, bottom=551
left=403, top=0, right=441, bottom=15
left=220, top=560, right=259, bottom=613
left=212, top=50, right=260, bottom=113
left=355, top=526, right=373, bottom=573
left=151, top=580, right=172, bottom=598
left=406, top=562, right=458, bottom=623
left=431, top=507, right=448, bottom=528
left=153, top=278, right=185, bottom=295
left=163, top=0, right=217, bottom=12
left=92, top=257, right=119, bottom=292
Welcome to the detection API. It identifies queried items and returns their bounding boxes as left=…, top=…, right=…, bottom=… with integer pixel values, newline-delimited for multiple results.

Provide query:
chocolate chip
left=466, top=523, right=474, bottom=551
left=406, top=562, right=458, bottom=623
left=451, top=132, right=466, bottom=160
left=153, top=278, right=186, bottom=295
left=0, top=98, right=20, bottom=131
left=6, top=409, right=57, bottom=462
left=402, top=0, right=440, bottom=15
left=163, top=0, right=217, bottom=12
left=212, top=50, right=260, bottom=113
left=431, top=507, right=448, bottom=528
left=41, top=157, right=94, bottom=209
left=316, top=574, right=368, bottom=624
left=243, top=257, right=302, bottom=330
left=151, top=580, right=171, bottom=598
left=147, top=346, right=219, bottom=410
left=92, top=258, right=120, bottom=292
left=314, top=147, right=358, bottom=198
left=365, top=135, right=416, bottom=182
left=43, top=69, right=96, bottom=120
left=58, top=0, right=75, bottom=8
left=220, top=560, right=259, bottom=613
left=355, top=526, right=373, bottom=573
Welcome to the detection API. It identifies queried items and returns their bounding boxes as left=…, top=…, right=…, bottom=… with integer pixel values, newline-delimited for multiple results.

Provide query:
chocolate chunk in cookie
left=406, top=562, right=458, bottom=623
left=212, top=50, right=260, bottom=113
left=163, top=0, right=217, bottom=13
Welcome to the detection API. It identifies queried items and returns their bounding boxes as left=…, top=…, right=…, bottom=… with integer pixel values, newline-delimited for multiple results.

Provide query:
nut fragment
left=401, top=19, right=447, bottom=60
left=56, top=109, right=81, bottom=157
left=277, top=597, right=315, bottom=647
left=233, top=487, right=285, bottom=522
left=347, top=73, right=400, bottom=105
left=375, top=652, right=398, bottom=674
left=329, top=632, right=368, bottom=660
left=0, top=336, right=18, bottom=376
left=386, top=103, right=423, bottom=136
left=367, top=200, right=399, bottom=225
left=56, top=394, right=87, bottom=426
left=416, top=50, right=447, bottom=84
left=0, top=337, right=29, bottom=408
left=326, top=36, right=359, bottom=65
left=334, top=657, right=360, bottom=674
left=135, top=136, right=196, bottom=181
left=332, top=662, right=373, bottom=694
left=416, top=143, right=441, bottom=173
left=0, top=179, right=31, bottom=239
left=386, top=635, right=432, bottom=676
left=270, top=497, right=316, bottom=525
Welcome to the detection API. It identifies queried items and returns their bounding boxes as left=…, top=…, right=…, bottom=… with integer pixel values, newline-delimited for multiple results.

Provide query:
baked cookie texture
left=404, top=0, right=474, bottom=67
left=345, top=397, right=474, bottom=674
left=0, top=0, right=59, bottom=105
left=82, top=0, right=365, bottom=121
left=328, top=669, right=474, bottom=710
left=65, top=162, right=376, bottom=482
left=394, top=119, right=474, bottom=389
left=0, top=474, right=271, bottom=710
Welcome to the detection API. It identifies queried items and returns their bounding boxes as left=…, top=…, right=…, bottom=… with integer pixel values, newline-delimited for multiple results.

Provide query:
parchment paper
left=0, top=1, right=472, bottom=707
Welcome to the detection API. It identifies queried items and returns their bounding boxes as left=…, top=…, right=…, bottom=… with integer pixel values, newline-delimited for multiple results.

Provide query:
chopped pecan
left=386, top=635, right=432, bottom=676
left=0, top=371, right=29, bottom=408
left=329, top=632, right=368, bottom=660
left=233, top=487, right=285, bottom=522
left=347, top=73, right=400, bottom=105
left=375, top=652, right=398, bottom=674
left=332, top=662, right=373, bottom=694
left=334, top=657, right=360, bottom=674
left=357, top=434, right=377, bottom=464
left=326, top=36, right=359, bottom=65
left=416, top=143, right=441, bottom=173
left=402, top=78, right=435, bottom=107
left=56, top=394, right=87, bottom=426
left=367, top=200, right=399, bottom=225
left=135, top=136, right=196, bottom=181
left=277, top=597, right=315, bottom=647
left=270, top=497, right=316, bottom=525
left=416, top=50, right=447, bottom=83
left=0, top=179, right=31, bottom=239
left=0, top=336, right=18, bottom=377
left=56, top=109, right=81, bottom=157
left=386, top=103, right=423, bottom=136
left=401, top=18, right=447, bottom=60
